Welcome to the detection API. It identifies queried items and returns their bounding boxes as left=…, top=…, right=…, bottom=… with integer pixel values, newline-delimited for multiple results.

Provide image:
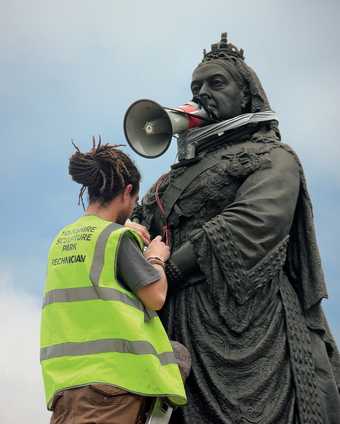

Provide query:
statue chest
left=166, top=159, right=245, bottom=249
left=145, top=141, right=275, bottom=249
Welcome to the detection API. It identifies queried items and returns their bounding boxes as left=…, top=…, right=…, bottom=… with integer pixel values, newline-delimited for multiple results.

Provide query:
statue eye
left=210, top=77, right=225, bottom=88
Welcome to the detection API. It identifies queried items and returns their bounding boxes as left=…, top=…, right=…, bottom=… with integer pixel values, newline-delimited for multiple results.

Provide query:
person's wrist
left=146, top=256, right=165, bottom=269
left=146, top=255, right=165, bottom=262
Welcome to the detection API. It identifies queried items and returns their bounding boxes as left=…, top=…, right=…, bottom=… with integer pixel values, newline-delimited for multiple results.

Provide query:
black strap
left=162, top=154, right=220, bottom=220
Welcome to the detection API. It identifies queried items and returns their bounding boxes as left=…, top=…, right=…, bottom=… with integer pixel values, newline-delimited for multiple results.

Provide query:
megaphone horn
left=123, top=99, right=209, bottom=158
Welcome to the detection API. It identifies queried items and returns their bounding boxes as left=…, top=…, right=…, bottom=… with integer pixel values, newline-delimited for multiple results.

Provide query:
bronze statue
left=131, top=33, right=340, bottom=423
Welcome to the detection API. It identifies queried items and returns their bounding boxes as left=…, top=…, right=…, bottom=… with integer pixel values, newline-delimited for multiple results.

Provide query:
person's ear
left=123, top=184, right=133, bottom=199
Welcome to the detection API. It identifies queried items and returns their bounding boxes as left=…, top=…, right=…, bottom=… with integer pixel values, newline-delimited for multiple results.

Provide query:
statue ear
left=241, top=88, right=251, bottom=112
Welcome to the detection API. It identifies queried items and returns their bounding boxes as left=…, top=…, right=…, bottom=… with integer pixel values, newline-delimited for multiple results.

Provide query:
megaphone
left=123, top=99, right=209, bottom=158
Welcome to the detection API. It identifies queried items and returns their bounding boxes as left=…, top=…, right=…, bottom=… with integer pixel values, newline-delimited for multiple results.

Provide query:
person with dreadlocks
left=40, top=140, right=187, bottom=424
left=132, top=33, right=340, bottom=423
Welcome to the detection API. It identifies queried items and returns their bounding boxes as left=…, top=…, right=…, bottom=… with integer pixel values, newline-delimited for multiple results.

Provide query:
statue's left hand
left=125, top=219, right=151, bottom=246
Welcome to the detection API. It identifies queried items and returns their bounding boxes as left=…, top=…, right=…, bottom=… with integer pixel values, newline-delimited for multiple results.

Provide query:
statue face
left=191, top=62, right=245, bottom=121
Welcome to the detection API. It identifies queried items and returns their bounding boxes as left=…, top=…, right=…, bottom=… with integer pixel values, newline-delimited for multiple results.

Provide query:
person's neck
left=85, top=201, right=118, bottom=223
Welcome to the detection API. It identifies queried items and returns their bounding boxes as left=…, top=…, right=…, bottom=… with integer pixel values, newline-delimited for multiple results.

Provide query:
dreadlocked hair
left=69, top=136, right=141, bottom=208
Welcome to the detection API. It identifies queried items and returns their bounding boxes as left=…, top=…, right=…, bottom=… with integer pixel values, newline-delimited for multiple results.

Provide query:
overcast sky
left=1, top=0, right=339, bottom=422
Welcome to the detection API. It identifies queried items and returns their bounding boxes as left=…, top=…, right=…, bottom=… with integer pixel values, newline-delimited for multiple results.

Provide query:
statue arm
left=190, top=146, right=300, bottom=299
left=213, top=146, right=300, bottom=268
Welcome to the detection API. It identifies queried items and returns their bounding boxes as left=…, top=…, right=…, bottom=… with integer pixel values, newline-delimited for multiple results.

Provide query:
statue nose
left=198, top=82, right=211, bottom=99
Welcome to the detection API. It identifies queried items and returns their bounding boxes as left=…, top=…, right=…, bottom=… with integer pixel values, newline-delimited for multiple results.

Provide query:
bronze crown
left=202, top=33, right=245, bottom=62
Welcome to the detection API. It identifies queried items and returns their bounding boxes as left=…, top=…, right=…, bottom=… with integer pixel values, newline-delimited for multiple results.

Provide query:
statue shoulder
left=220, top=140, right=277, bottom=177
left=223, top=140, right=302, bottom=178
left=270, top=142, right=303, bottom=175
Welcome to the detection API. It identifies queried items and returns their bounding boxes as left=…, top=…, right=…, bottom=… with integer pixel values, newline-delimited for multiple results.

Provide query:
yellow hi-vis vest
left=40, top=215, right=186, bottom=409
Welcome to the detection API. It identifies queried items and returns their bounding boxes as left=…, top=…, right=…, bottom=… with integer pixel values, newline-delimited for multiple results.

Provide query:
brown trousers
left=50, top=385, right=151, bottom=424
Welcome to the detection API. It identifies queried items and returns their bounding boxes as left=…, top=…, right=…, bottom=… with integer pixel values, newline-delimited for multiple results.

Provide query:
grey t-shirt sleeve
left=116, top=233, right=161, bottom=293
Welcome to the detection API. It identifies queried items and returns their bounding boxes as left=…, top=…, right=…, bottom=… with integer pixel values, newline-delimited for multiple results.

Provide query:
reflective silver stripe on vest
left=40, top=339, right=176, bottom=366
left=42, top=287, right=157, bottom=321
left=89, top=223, right=156, bottom=321
left=90, top=222, right=121, bottom=287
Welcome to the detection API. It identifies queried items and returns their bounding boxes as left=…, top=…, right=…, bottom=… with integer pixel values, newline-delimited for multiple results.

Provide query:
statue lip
left=204, top=103, right=218, bottom=120
left=195, top=96, right=218, bottom=121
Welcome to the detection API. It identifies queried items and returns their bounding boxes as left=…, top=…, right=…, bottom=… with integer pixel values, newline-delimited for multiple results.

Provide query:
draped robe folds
left=137, top=133, right=340, bottom=424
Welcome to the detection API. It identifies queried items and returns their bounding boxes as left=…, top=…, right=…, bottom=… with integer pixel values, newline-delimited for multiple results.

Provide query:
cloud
left=0, top=272, right=51, bottom=424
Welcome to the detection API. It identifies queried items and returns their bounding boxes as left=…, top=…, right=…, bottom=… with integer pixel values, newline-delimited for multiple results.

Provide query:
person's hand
left=124, top=220, right=151, bottom=246
left=144, top=235, right=170, bottom=262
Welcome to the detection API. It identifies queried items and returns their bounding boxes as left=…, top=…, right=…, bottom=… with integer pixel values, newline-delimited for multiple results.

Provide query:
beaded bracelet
left=146, top=256, right=165, bottom=269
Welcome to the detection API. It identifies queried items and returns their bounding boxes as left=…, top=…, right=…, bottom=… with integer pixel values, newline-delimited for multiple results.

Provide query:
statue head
left=191, top=33, right=272, bottom=121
